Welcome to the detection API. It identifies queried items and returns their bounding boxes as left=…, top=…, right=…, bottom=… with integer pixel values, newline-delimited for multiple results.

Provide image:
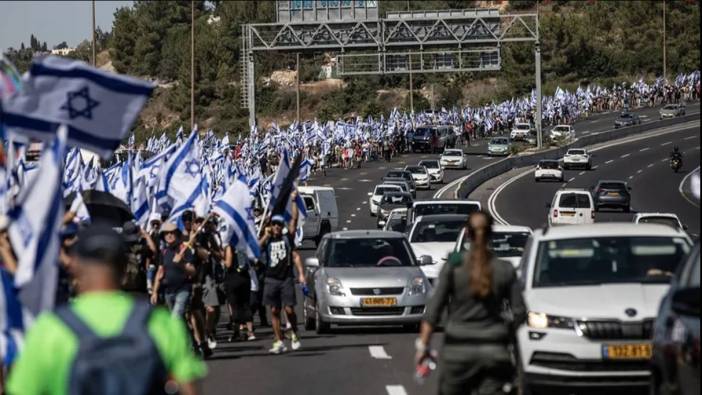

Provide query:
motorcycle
left=670, top=156, right=682, bottom=173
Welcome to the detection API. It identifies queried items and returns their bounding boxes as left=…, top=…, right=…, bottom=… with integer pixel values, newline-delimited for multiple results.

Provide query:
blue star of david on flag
left=60, top=86, right=100, bottom=120
left=245, top=206, right=255, bottom=222
left=184, top=159, right=201, bottom=178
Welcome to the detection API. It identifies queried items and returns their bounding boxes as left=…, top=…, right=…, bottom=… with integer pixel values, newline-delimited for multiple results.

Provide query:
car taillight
left=553, top=209, right=558, bottom=218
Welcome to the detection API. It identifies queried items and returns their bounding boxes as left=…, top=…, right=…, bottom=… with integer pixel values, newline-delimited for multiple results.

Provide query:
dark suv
left=592, top=180, right=631, bottom=212
left=411, top=127, right=441, bottom=153
left=651, top=243, right=700, bottom=395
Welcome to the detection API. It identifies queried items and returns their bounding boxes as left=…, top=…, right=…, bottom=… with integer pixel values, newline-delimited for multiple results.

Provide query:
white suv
left=548, top=189, right=595, bottom=226
left=518, top=223, right=692, bottom=392
left=563, top=148, right=592, bottom=170
left=510, top=122, right=532, bottom=140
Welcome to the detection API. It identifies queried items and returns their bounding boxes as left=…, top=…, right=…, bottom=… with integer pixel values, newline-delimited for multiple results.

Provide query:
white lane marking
left=378, top=166, right=387, bottom=170
left=684, top=135, right=697, bottom=140
left=592, top=165, right=599, bottom=170
left=350, top=214, right=356, bottom=217
left=568, top=177, right=575, bottom=182
left=661, top=141, right=672, bottom=146
left=621, top=153, right=631, bottom=158
left=369, top=346, right=392, bottom=360
left=337, top=187, right=352, bottom=191
left=647, top=163, right=655, bottom=168
left=345, top=220, right=352, bottom=223
left=637, top=169, right=643, bottom=174
left=361, top=201, right=367, bottom=205
left=661, top=158, right=668, bottom=162
left=561, top=182, right=567, bottom=187
left=359, top=179, right=373, bottom=182
left=356, top=207, right=361, bottom=211
left=342, top=227, right=348, bottom=231
left=341, top=178, right=349, bottom=181
left=628, top=175, right=634, bottom=179
left=605, top=159, right=614, bottom=164
left=386, top=386, right=407, bottom=395
left=487, top=168, right=533, bottom=225
left=578, top=171, right=586, bottom=176
left=581, top=131, right=590, bottom=135
left=639, top=147, right=650, bottom=152
left=679, top=166, right=701, bottom=208
left=360, top=172, right=368, bottom=176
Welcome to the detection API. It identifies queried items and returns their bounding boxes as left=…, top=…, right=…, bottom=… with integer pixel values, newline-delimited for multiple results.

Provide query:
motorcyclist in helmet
left=670, top=146, right=683, bottom=161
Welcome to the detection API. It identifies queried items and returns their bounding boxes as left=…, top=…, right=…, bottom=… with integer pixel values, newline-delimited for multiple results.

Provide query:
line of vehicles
left=297, top=142, right=698, bottom=394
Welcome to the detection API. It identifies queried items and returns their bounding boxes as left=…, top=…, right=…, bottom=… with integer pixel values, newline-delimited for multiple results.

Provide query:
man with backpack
left=7, top=224, right=206, bottom=395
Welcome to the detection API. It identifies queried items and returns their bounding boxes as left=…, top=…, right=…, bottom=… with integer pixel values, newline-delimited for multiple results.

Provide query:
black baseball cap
left=73, top=224, right=128, bottom=270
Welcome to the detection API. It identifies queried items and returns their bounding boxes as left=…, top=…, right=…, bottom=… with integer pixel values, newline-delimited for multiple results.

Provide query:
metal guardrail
left=455, top=112, right=702, bottom=199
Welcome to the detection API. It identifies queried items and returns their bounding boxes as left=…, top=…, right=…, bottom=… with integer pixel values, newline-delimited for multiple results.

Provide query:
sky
left=0, top=1, right=133, bottom=53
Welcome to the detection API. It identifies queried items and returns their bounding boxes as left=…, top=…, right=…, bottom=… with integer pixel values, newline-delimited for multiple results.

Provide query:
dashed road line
left=356, top=207, right=361, bottom=211
left=628, top=175, right=634, bottom=179
left=621, top=153, right=631, bottom=158
left=342, top=227, right=348, bottom=231
left=386, top=385, right=407, bottom=395
left=660, top=158, right=668, bottom=162
left=369, top=346, right=392, bottom=360
left=345, top=220, right=352, bottom=224
left=592, top=165, right=599, bottom=170
left=684, top=135, right=697, bottom=140
left=605, top=159, right=614, bottom=164
left=350, top=214, right=356, bottom=217
left=568, top=177, right=575, bottom=182
left=578, top=171, right=586, bottom=176
left=661, top=141, right=672, bottom=146
left=647, top=163, right=655, bottom=168
left=359, top=179, right=373, bottom=182
left=637, top=169, right=643, bottom=174
left=639, top=147, right=650, bottom=152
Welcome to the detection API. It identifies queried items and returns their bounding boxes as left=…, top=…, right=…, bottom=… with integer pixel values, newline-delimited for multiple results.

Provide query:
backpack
left=56, top=300, right=168, bottom=395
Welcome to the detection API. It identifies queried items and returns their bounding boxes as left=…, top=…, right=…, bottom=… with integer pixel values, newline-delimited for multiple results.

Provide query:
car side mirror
left=419, top=255, right=433, bottom=266
left=305, top=257, right=320, bottom=268
left=672, top=287, right=700, bottom=317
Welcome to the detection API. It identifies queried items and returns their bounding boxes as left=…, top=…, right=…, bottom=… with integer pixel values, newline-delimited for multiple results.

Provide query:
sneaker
left=290, top=333, right=301, bottom=351
left=269, top=340, right=287, bottom=354
left=207, top=336, right=217, bottom=350
left=247, top=333, right=257, bottom=341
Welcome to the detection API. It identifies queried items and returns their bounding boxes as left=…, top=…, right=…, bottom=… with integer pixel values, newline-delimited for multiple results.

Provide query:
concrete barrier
left=456, top=113, right=701, bottom=199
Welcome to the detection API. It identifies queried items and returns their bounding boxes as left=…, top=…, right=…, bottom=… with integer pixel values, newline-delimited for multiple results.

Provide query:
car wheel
left=303, top=297, right=316, bottom=331
left=315, top=302, right=330, bottom=334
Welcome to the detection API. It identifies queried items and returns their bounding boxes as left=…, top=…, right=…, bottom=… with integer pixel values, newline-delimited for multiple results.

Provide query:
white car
left=534, top=159, right=564, bottom=182
left=548, top=189, right=595, bottom=226
left=549, top=124, right=575, bottom=141
left=418, top=159, right=444, bottom=184
left=382, top=208, right=408, bottom=232
left=408, top=214, right=467, bottom=285
left=368, top=184, right=402, bottom=216
left=404, top=165, right=431, bottom=190
left=439, top=149, right=467, bottom=170
left=453, top=224, right=532, bottom=270
left=510, top=122, right=532, bottom=140
left=409, top=200, right=482, bottom=224
left=633, top=212, right=685, bottom=231
left=298, top=186, right=339, bottom=245
left=562, top=148, right=592, bottom=170
left=518, top=223, right=692, bottom=392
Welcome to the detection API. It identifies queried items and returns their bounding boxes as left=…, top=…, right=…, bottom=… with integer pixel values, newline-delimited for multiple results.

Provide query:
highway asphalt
left=202, top=103, right=699, bottom=395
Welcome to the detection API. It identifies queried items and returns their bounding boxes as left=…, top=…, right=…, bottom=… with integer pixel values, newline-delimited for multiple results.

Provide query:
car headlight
left=326, top=277, right=345, bottom=296
left=408, top=276, right=427, bottom=295
left=527, top=312, right=574, bottom=329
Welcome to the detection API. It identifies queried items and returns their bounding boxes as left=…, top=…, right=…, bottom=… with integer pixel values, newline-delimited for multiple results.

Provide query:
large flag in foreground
left=213, top=176, right=261, bottom=260
left=7, top=126, right=67, bottom=315
left=1, top=56, right=154, bottom=158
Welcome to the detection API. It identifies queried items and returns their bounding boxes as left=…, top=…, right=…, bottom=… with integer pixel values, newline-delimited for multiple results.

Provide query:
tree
left=54, top=41, right=69, bottom=50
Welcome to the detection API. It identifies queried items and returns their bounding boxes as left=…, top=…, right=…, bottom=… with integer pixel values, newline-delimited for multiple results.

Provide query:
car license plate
left=602, top=343, right=652, bottom=360
left=608, top=192, right=620, bottom=196
left=361, top=297, right=397, bottom=307
left=561, top=211, right=575, bottom=217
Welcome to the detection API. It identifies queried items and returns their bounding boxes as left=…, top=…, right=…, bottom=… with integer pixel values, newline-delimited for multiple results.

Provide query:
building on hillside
left=50, top=48, right=75, bottom=56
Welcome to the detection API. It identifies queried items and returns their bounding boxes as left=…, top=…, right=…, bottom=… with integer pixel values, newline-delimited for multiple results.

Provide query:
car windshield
left=620, top=113, right=633, bottom=119
left=386, top=182, right=408, bottom=192
left=326, top=238, right=414, bottom=267
left=381, top=194, right=411, bottom=204
left=490, top=232, right=531, bottom=257
left=567, top=149, right=585, bottom=155
left=374, top=186, right=400, bottom=195
left=558, top=193, right=591, bottom=209
left=414, top=203, right=479, bottom=217
left=638, top=217, right=680, bottom=229
left=553, top=126, right=569, bottom=131
left=533, top=237, right=690, bottom=287
left=663, top=105, right=677, bottom=110
left=599, top=182, right=626, bottom=190
left=539, top=161, right=559, bottom=169
left=420, top=161, right=439, bottom=169
left=410, top=219, right=464, bottom=243
left=444, top=151, right=462, bottom=157
left=406, top=166, right=426, bottom=174
left=386, top=171, right=404, bottom=178
left=491, top=138, right=509, bottom=145
left=414, top=128, right=430, bottom=137
left=516, top=124, right=530, bottom=130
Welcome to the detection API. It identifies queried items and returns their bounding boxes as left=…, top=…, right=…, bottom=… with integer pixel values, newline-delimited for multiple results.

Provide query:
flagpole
left=91, top=0, right=96, bottom=66
left=190, top=0, right=195, bottom=131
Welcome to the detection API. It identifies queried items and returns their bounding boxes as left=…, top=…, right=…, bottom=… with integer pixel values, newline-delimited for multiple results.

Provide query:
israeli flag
left=8, top=125, right=67, bottom=316
left=214, top=176, right=261, bottom=260
left=155, top=129, right=200, bottom=208
left=1, top=56, right=154, bottom=158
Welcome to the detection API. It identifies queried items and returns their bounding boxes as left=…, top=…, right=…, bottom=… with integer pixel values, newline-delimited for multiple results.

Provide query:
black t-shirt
left=263, top=233, right=295, bottom=280
left=161, top=243, right=195, bottom=292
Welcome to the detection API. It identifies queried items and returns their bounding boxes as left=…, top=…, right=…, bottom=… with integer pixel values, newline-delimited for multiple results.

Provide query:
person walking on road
left=7, top=224, right=206, bottom=395
left=415, top=211, right=527, bottom=395
left=259, top=192, right=306, bottom=354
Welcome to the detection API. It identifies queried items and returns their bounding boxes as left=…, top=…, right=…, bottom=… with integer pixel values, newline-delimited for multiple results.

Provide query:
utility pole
left=296, top=53, right=300, bottom=122
left=662, top=0, right=667, bottom=81
left=535, top=1, right=543, bottom=149
left=91, top=0, right=96, bottom=66
left=190, top=0, right=195, bottom=130
left=409, top=53, right=414, bottom=114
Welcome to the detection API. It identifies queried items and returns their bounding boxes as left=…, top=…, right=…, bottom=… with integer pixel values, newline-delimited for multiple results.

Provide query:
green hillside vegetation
left=4, top=0, right=699, bottom=140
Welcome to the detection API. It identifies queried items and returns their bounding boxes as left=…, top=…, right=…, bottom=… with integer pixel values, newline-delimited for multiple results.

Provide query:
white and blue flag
left=1, top=56, right=154, bottom=158
left=213, top=176, right=261, bottom=260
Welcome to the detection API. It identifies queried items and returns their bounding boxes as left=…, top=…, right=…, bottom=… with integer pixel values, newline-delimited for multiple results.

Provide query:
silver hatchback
left=302, top=230, right=431, bottom=333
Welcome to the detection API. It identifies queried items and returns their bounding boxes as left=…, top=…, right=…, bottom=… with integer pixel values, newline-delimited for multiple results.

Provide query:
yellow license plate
left=608, top=192, right=620, bottom=196
left=361, top=297, right=397, bottom=307
left=561, top=211, right=575, bottom=217
left=603, top=343, right=652, bottom=360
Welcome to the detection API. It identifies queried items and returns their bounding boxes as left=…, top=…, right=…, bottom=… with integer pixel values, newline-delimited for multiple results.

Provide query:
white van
left=298, top=186, right=339, bottom=245
left=547, top=189, right=595, bottom=226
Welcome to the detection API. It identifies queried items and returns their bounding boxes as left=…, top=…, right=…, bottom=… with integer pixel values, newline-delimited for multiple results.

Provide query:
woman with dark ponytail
left=416, top=210, right=527, bottom=395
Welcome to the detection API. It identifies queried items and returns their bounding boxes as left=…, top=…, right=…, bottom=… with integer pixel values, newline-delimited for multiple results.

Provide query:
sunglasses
left=271, top=222, right=284, bottom=227
left=163, top=231, right=178, bottom=236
